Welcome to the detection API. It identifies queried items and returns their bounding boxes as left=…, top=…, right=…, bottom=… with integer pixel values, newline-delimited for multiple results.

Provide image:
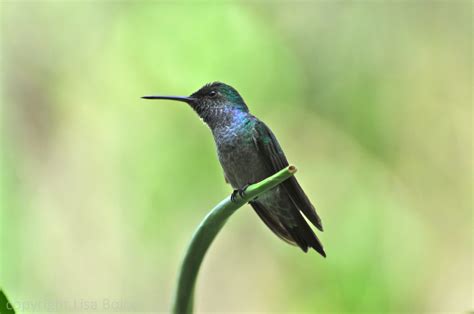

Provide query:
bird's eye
left=208, top=90, right=217, bottom=97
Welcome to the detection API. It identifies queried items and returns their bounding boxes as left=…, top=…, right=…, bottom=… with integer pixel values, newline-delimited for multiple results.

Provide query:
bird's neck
left=203, top=107, right=251, bottom=131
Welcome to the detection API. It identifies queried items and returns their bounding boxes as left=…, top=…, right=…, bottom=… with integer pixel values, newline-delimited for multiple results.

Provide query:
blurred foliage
left=0, top=1, right=472, bottom=313
left=0, top=289, right=15, bottom=314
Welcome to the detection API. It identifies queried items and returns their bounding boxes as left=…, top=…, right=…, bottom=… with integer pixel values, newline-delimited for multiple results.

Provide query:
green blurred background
left=1, top=1, right=472, bottom=313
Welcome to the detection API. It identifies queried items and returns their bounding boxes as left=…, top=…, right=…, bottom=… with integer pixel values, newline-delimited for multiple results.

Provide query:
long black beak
left=141, top=95, right=195, bottom=103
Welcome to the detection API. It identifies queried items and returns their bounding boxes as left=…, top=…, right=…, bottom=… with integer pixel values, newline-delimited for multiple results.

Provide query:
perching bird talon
left=238, top=184, right=250, bottom=198
left=230, top=190, right=239, bottom=203
left=231, top=184, right=250, bottom=202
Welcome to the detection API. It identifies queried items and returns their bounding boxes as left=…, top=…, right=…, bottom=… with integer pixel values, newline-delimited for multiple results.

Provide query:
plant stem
left=172, top=165, right=297, bottom=314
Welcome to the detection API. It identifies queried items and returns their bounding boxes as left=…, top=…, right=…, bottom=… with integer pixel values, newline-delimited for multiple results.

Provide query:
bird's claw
left=230, top=190, right=238, bottom=202
left=239, top=184, right=250, bottom=197
left=230, top=184, right=250, bottom=203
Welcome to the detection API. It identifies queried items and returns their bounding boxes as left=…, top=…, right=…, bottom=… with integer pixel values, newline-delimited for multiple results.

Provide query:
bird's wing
left=251, top=119, right=323, bottom=231
left=249, top=201, right=295, bottom=245
left=250, top=199, right=325, bottom=256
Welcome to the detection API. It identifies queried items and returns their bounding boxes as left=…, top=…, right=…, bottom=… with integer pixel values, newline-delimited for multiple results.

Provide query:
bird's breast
left=213, top=122, right=267, bottom=189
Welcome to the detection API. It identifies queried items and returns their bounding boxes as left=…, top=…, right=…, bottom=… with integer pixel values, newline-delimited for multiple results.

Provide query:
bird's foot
left=238, top=184, right=250, bottom=197
left=230, top=184, right=250, bottom=203
left=230, top=190, right=238, bottom=202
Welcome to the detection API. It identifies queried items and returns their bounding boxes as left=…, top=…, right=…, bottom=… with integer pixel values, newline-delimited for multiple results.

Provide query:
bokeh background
left=1, top=1, right=472, bottom=313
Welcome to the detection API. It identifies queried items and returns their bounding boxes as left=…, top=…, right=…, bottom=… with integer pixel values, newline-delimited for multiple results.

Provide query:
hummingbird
left=142, top=82, right=325, bottom=257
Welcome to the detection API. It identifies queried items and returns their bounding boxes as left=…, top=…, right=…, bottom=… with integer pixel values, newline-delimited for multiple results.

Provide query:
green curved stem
left=172, top=165, right=298, bottom=314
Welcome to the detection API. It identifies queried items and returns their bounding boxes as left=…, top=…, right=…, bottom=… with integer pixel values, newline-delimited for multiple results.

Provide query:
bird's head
left=142, top=82, right=249, bottom=127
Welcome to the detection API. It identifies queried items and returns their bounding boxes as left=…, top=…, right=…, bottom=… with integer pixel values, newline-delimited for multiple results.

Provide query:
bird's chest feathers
left=214, top=119, right=255, bottom=155
left=213, top=117, right=259, bottom=180
left=212, top=116, right=264, bottom=188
